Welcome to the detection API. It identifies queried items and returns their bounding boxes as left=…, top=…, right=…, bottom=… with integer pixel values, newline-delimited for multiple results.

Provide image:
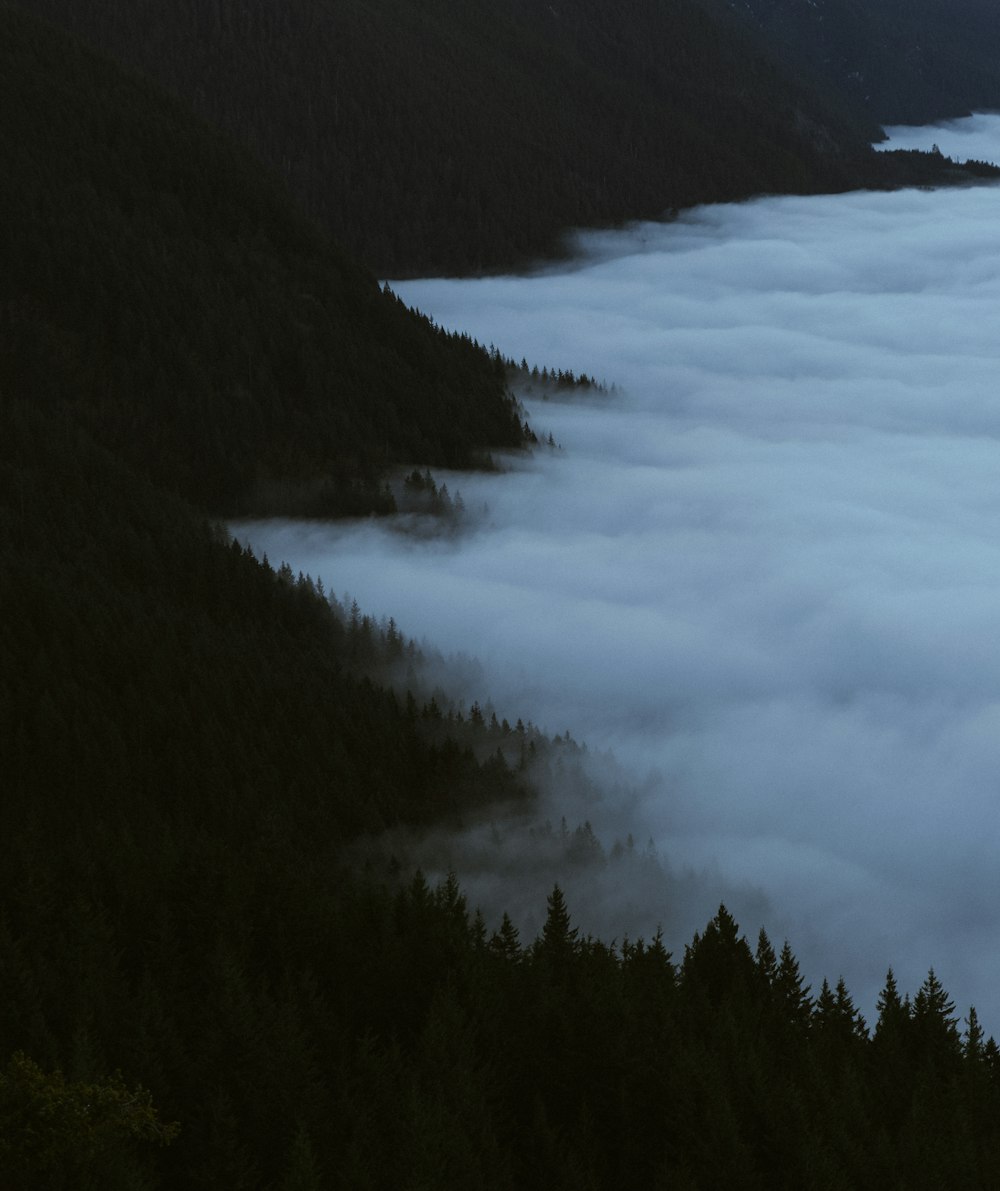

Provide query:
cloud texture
left=241, top=117, right=1000, bottom=1029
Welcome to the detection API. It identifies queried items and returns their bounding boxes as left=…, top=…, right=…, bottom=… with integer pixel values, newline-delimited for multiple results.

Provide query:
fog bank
left=241, top=115, right=1000, bottom=1029
left=878, top=110, right=1000, bottom=162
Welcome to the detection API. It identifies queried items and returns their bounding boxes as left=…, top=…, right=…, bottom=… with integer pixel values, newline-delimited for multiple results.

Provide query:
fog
left=241, top=116, right=1000, bottom=1029
left=876, top=110, right=1000, bottom=162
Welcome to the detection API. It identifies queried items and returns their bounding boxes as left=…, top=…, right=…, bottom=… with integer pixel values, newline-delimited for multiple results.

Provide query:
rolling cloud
left=241, top=116, right=1000, bottom=1030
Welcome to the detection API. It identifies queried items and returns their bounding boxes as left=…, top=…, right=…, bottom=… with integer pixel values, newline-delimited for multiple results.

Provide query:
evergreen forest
left=6, top=0, right=1000, bottom=1186
left=13, top=0, right=1000, bottom=275
left=704, top=0, right=1000, bottom=126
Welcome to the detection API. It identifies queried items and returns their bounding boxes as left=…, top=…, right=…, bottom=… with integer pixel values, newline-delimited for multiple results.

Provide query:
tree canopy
left=16, top=0, right=998, bottom=276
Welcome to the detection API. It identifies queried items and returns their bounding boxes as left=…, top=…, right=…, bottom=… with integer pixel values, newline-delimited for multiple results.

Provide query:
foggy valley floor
left=241, top=114, right=1000, bottom=1034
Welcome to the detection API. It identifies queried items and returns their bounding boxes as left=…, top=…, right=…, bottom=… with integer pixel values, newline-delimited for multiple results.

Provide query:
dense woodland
left=7, top=0, right=1000, bottom=1185
left=0, top=6, right=526, bottom=516
left=707, top=0, right=1000, bottom=126
left=14, top=0, right=1000, bottom=275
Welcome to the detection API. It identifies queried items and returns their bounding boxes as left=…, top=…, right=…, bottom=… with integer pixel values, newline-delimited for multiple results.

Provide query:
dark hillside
left=0, top=4, right=525, bottom=517
left=8, top=8, right=1000, bottom=1188
left=0, top=15, right=541, bottom=1184
left=17, top=0, right=886, bottom=276
left=0, top=406, right=528, bottom=840
left=0, top=402, right=541, bottom=1188
left=706, top=0, right=1000, bottom=126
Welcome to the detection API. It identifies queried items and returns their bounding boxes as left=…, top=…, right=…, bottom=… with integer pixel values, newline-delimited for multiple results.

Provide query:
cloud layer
left=241, top=116, right=1000, bottom=1029
left=878, top=111, right=1000, bottom=162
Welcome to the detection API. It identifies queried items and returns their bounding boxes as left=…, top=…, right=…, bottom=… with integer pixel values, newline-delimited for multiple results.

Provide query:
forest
left=14, top=0, right=1000, bottom=275
left=6, top=0, right=1000, bottom=1185
left=703, top=0, right=1000, bottom=126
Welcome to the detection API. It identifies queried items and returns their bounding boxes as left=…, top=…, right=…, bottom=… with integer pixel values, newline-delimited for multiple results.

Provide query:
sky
left=239, top=115, right=1000, bottom=1030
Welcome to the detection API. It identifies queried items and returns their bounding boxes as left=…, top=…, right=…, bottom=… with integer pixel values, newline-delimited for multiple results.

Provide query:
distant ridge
left=703, top=0, right=1000, bottom=126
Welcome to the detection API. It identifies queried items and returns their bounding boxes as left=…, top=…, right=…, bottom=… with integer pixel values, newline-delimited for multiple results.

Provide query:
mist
left=240, top=116, right=1000, bottom=1029
left=876, top=110, right=1000, bottom=162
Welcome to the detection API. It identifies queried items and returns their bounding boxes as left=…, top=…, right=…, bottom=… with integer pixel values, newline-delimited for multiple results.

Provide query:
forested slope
left=19, top=0, right=1000, bottom=279
left=10, top=0, right=896, bottom=275
left=706, top=0, right=1000, bottom=126
left=0, top=11, right=534, bottom=1184
left=0, top=4, right=525, bottom=517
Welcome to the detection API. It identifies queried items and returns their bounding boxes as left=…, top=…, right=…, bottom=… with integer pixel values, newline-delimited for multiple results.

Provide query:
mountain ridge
left=703, top=0, right=1000, bottom=126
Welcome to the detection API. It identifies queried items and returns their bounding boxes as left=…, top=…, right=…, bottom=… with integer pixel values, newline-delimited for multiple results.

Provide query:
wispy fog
left=240, top=116, right=1000, bottom=1029
left=877, top=110, right=1000, bottom=162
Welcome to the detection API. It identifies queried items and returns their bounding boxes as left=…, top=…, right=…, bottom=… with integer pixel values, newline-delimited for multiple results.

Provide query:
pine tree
left=755, top=928, right=778, bottom=988
left=873, top=968, right=915, bottom=1136
left=490, top=913, right=521, bottom=962
left=774, top=941, right=812, bottom=1031
left=875, top=968, right=909, bottom=1042
left=681, top=905, right=756, bottom=1013
left=964, top=1006, right=985, bottom=1063
left=912, top=968, right=961, bottom=1070
left=540, top=885, right=578, bottom=961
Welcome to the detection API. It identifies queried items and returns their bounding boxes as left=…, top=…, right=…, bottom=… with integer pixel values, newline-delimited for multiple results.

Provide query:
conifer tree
left=912, top=968, right=961, bottom=1070
left=755, top=928, right=778, bottom=988
left=964, top=1006, right=985, bottom=1063
left=775, top=940, right=813, bottom=1031
left=490, top=913, right=521, bottom=962
left=681, top=905, right=755, bottom=1012
left=540, top=885, right=578, bottom=961
left=875, top=968, right=910, bottom=1042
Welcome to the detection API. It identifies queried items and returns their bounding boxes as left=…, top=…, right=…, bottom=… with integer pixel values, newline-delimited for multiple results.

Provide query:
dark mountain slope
left=0, top=404, right=529, bottom=841
left=17, top=0, right=888, bottom=276
left=0, top=4, right=535, bottom=972
left=0, top=4, right=525, bottom=517
left=0, top=400, right=547, bottom=1188
left=6, top=10, right=1000, bottom=1189
left=707, top=0, right=1000, bottom=126
left=0, top=16, right=537, bottom=1180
